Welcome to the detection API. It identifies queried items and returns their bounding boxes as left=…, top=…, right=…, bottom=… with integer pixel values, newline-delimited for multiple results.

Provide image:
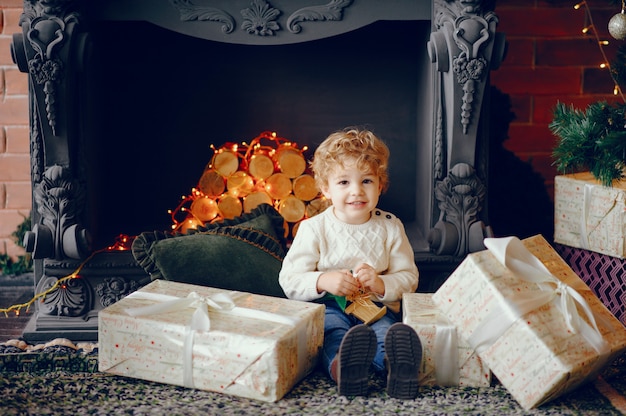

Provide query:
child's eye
left=363, top=179, right=374, bottom=184
left=337, top=180, right=349, bottom=185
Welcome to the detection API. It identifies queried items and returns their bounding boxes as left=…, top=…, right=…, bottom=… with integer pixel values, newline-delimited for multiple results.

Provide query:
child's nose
left=350, top=183, right=364, bottom=194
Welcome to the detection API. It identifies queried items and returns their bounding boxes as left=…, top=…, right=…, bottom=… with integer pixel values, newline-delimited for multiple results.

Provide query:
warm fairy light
left=576, top=2, right=625, bottom=101
left=106, top=234, right=134, bottom=251
left=167, top=131, right=320, bottom=236
left=0, top=233, right=141, bottom=316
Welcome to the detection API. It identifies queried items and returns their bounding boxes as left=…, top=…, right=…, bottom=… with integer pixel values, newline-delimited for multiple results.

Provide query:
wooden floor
left=0, top=275, right=34, bottom=343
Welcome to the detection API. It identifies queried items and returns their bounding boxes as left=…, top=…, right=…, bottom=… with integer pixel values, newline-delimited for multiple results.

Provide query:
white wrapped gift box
left=432, top=235, right=626, bottom=409
left=98, top=280, right=324, bottom=402
left=555, top=172, right=626, bottom=258
left=402, top=293, right=491, bottom=387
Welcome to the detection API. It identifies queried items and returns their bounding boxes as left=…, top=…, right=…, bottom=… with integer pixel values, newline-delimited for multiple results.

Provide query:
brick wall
left=0, top=0, right=622, bottom=259
left=0, top=0, right=29, bottom=261
left=491, top=0, right=623, bottom=200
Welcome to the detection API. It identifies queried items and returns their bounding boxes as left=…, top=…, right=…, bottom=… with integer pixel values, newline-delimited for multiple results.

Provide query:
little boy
left=279, top=128, right=422, bottom=399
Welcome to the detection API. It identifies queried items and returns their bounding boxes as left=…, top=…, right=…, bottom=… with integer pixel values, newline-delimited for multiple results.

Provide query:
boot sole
left=385, top=322, right=422, bottom=400
left=337, top=325, right=377, bottom=397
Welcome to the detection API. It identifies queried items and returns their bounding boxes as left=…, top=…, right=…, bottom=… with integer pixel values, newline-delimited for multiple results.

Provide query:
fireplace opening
left=83, top=19, right=432, bottom=250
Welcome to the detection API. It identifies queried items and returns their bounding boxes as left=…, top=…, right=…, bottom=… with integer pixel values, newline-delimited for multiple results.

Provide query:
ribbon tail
left=182, top=304, right=212, bottom=389
left=434, top=325, right=460, bottom=386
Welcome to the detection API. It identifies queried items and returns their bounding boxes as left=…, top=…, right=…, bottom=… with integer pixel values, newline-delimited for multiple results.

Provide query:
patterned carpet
left=1, top=342, right=625, bottom=415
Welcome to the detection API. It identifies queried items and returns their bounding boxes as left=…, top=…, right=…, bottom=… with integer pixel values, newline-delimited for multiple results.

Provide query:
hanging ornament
left=609, top=2, right=626, bottom=40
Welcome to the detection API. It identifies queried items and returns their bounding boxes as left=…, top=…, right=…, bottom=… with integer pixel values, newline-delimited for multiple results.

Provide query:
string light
left=576, top=1, right=626, bottom=101
left=0, top=235, right=134, bottom=317
left=169, top=131, right=322, bottom=236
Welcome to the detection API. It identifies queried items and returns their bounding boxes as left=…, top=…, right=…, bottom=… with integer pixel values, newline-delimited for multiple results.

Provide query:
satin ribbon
left=468, top=237, right=609, bottom=359
left=580, top=183, right=619, bottom=250
left=412, top=309, right=460, bottom=386
left=580, top=183, right=593, bottom=250
left=125, top=290, right=301, bottom=389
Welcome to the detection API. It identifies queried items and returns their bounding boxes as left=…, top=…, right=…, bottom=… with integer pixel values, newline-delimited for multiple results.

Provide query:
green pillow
left=132, top=204, right=287, bottom=298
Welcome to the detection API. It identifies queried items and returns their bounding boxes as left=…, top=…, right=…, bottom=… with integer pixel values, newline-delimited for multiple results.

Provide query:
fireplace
left=11, top=0, right=504, bottom=341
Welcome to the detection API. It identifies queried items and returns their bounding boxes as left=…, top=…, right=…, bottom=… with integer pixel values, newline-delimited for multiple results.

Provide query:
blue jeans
left=320, top=301, right=399, bottom=378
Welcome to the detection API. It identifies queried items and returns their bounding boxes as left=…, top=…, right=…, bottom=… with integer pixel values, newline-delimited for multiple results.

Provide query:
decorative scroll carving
left=449, top=16, right=492, bottom=134
left=428, top=163, right=488, bottom=256
left=427, top=0, right=504, bottom=257
left=96, top=277, right=141, bottom=308
left=23, top=165, right=91, bottom=261
left=287, top=0, right=352, bottom=33
left=431, top=0, right=499, bottom=140
left=241, top=0, right=281, bottom=36
left=21, top=2, right=79, bottom=136
left=169, top=0, right=353, bottom=37
left=169, top=0, right=235, bottom=34
left=13, top=0, right=90, bottom=265
left=36, top=274, right=90, bottom=317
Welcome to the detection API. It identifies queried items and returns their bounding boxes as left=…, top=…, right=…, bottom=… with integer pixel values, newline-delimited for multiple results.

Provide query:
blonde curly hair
left=311, top=128, right=390, bottom=193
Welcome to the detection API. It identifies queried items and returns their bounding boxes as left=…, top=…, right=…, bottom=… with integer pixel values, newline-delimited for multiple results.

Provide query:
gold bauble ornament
left=609, top=11, right=626, bottom=40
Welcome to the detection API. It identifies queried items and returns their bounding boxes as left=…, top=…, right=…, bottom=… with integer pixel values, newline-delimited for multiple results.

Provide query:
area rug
left=1, top=343, right=625, bottom=415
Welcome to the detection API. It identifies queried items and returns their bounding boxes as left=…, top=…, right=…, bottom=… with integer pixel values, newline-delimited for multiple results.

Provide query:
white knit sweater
left=279, top=206, right=419, bottom=313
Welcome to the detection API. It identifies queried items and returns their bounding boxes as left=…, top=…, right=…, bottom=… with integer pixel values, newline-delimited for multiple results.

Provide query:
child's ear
left=321, top=185, right=331, bottom=199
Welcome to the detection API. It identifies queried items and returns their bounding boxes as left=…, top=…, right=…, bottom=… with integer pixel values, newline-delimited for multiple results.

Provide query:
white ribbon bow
left=469, top=237, right=609, bottom=357
left=125, top=291, right=237, bottom=388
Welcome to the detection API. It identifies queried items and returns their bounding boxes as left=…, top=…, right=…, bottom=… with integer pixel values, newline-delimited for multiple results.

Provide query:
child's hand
left=353, top=263, right=385, bottom=296
left=317, top=270, right=360, bottom=297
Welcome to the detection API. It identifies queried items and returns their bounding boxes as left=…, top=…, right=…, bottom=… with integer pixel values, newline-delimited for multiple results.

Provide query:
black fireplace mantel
left=11, top=0, right=504, bottom=341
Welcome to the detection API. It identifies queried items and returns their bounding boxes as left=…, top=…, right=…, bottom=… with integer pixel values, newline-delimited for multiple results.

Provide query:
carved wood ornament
left=427, top=0, right=505, bottom=257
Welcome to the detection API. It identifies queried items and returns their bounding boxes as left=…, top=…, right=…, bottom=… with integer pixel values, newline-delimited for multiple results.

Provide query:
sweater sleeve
left=278, top=219, right=326, bottom=302
left=372, top=217, right=419, bottom=308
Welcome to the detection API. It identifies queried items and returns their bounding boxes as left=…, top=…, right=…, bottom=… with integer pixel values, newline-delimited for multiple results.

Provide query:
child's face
left=320, top=158, right=382, bottom=224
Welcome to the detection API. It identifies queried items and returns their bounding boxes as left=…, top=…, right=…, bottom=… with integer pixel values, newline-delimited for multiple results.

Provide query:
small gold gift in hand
left=345, top=294, right=387, bottom=325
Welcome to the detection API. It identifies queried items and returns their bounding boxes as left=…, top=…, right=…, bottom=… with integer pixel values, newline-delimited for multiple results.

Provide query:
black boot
left=384, top=322, right=422, bottom=400
left=335, top=324, right=376, bottom=397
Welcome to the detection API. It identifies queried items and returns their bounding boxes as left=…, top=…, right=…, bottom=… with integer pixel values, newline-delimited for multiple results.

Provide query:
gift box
left=402, top=293, right=491, bottom=387
left=555, top=243, right=626, bottom=326
left=98, top=280, right=324, bottom=402
left=554, top=172, right=626, bottom=258
left=432, top=235, right=626, bottom=410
